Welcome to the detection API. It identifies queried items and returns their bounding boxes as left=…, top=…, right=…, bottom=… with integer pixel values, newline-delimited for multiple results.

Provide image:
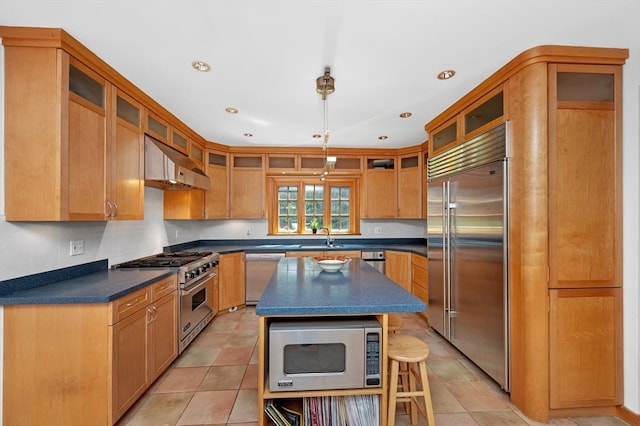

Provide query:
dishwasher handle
left=245, top=252, right=286, bottom=261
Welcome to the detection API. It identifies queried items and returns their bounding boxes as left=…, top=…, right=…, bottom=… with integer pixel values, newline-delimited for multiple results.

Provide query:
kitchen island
left=255, top=257, right=425, bottom=426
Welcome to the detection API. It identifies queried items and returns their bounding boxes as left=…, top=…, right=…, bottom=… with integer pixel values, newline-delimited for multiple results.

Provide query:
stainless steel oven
left=179, top=263, right=216, bottom=353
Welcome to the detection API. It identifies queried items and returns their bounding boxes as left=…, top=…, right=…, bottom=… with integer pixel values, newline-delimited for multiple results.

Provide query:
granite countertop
left=0, top=266, right=176, bottom=305
left=256, top=257, right=425, bottom=316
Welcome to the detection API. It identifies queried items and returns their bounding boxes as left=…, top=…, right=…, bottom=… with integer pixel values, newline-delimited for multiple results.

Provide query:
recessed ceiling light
left=312, top=134, right=322, bottom=139
left=192, top=60, right=211, bottom=72
left=437, top=69, right=456, bottom=80
left=378, top=135, right=389, bottom=140
left=399, top=112, right=412, bottom=118
left=225, top=107, right=239, bottom=114
left=243, top=132, right=253, bottom=137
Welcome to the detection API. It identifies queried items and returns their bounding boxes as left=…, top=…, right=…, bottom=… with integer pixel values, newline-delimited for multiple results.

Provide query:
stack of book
left=264, top=400, right=302, bottom=426
left=265, top=395, right=379, bottom=425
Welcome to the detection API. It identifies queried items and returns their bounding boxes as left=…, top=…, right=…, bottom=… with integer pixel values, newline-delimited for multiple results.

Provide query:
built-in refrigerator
left=427, top=124, right=510, bottom=391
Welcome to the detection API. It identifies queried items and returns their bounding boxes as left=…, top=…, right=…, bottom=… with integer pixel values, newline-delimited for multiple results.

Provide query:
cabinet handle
left=126, top=298, right=139, bottom=307
left=147, top=307, right=154, bottom=323
left=106, top=202, right=113, bottom=218
left=112, top=202, right=118, bottom=218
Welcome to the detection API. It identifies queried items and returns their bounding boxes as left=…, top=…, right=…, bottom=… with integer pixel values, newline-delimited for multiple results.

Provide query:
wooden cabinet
left=112, top=288, right=149, bottom=420
left=112, top=90, right=145, bottom=219
left=219, top=252, right=246, bottom=311
left=205, top=150, right=230, bottom=219
left=411, top=253, right=428, bottom=320
left=549, top=288, right=622, bottom=409
left=397, top=152, right=422, bottom=218
left=362, top=156, right=397, bottom=218
left=425, top=45, right=627, bottom=422
left=385, top=250, right=411, bottom=292
left=1, top=31, right=146, bottom=221
left=111, top=274, right=179, bottom=421
left=3, top=274, right=178, bottom=425
left=163, top=189, right=205, bottom=219
left=230, top=154, right=265, bottom=218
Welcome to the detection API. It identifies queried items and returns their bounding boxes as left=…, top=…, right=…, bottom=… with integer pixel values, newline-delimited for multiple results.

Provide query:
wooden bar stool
left=387, top=334, right=435, bottom=426
left=388, top=313, right=404, bottom=333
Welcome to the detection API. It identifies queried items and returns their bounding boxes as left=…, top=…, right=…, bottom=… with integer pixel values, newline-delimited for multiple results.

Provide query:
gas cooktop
left=116, top=252, right=214, bottom=268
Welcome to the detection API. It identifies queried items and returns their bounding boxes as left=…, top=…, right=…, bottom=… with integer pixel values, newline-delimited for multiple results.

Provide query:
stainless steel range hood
left=144, top=135, right=210, bottom=190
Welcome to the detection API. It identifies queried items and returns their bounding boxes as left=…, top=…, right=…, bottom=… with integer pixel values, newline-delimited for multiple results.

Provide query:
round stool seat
left=388, top=314, right=404, bottom=332
left=388, top=334, right=430, bottom=363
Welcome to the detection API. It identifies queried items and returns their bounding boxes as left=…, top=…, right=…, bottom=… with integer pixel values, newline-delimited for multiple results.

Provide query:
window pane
left=278, top=186, right=298, bottom=232
left=329, top=185, right=350, bottom=232
left=304, top=184, right=324, bottom=232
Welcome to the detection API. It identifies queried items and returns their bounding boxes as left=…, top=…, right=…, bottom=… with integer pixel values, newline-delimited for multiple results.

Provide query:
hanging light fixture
left=316, top=67, right=336, bottom=180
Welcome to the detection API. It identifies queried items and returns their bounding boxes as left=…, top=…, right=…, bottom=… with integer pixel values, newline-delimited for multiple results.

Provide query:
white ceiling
left=0, top=0, right=638, bottom=149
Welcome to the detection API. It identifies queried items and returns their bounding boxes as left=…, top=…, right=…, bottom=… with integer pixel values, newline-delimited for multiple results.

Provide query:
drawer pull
left=125, top=298, right=139, bottom=307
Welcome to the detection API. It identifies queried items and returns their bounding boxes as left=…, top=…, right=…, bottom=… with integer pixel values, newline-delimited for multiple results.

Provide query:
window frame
left=268, top=176, right=360, bottom=235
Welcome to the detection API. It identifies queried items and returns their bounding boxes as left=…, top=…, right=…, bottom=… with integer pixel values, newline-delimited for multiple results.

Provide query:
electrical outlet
left=374, top=227, right=382, bottom=234
left=175, top=230, right=179, bottom=239
left=246, top=228, right=251, bottom=236
left=70, top=240, right=84, bottom=256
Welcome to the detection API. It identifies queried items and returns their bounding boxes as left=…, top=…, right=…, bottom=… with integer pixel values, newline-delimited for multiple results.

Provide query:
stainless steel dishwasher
left=361, top=250, right=386, bottom=273
left=245, top=252, right=286, bottom=305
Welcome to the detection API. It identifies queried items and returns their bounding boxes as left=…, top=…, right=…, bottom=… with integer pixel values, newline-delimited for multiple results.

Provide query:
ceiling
left=0, top=0, right=637, bottom=149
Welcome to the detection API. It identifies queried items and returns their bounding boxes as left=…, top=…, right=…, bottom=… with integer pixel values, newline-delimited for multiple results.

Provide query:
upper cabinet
left=1, top=32, right=147, bottom=221
left=112, top=90, right=145, bottom=220
left=362, top=156, right=397, bottom=218
left=230, top=154, right=265, bottom=218
left=205, top=150, right=230, bottom=219
left=428, top=85, right=506, bottom=157
left=397, top=152, right=422, bottom=218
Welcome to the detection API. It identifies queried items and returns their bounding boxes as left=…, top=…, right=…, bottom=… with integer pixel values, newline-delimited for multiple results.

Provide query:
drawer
left=113, top=287, right=149, bottom=323
left=411, top=253, right=428, bottom=269
left=412, top=264, right=428, bottom=286
left=151, top=274, right=178, bottom=301
left=413, top=281, right=428, bottom=303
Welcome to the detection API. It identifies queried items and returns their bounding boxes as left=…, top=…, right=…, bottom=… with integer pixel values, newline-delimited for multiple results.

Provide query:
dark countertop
left=0, top=238, right=427, bottom=306
left=0, top=268, right=176, bottom=305
left=256, top=257, right=426, bottom=316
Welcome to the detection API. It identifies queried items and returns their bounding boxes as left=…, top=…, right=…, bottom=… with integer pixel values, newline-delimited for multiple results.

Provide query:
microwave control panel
left=365, top=331, right=381, bottom=386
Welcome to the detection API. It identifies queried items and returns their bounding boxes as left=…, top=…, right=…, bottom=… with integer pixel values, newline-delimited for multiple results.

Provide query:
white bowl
left=314, top=257, right=351, bottom=272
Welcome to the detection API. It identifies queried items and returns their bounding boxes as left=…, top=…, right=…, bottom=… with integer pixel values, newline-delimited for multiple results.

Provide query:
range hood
left=144, top=135, right=210, bottom=190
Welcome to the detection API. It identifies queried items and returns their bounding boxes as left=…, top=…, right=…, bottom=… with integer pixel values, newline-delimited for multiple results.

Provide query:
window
left=268, top=177, right=359, bottom=235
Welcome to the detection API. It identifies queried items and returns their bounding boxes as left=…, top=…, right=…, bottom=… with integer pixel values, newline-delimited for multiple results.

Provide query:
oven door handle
left=181, top=272, right=216, bottom=296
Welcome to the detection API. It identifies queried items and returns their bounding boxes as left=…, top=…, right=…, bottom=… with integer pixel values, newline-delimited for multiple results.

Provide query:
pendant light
left=316, top=67, right=336, bottom=180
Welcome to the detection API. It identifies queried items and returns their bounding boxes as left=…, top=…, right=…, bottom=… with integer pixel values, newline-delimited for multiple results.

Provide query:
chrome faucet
left=320, top=227, right=333, bottom=246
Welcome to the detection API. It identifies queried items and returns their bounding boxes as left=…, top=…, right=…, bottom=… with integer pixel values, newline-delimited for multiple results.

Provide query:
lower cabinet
left=385, top=250, right=412, bottom=292
left=411, top=253, right=428, bottom=320
left=219, top=251, right=246, bottom=311
left=3, top=274, right=178, bottom=425
left=549, top=287, right=623, bottom=409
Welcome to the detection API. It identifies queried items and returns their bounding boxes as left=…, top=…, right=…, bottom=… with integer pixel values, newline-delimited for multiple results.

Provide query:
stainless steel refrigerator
left=427, top=124, right=510, bottom=391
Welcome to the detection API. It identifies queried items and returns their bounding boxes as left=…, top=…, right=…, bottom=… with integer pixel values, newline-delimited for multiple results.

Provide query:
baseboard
left=617, top=406, right=640, bottom=426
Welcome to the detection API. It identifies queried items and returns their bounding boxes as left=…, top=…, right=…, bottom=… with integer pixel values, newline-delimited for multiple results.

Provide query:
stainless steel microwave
left=268, top=317, right=382, bottom=392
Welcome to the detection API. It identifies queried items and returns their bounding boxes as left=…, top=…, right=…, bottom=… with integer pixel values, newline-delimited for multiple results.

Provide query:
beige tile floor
left=116, top=307, right=628, bottom=426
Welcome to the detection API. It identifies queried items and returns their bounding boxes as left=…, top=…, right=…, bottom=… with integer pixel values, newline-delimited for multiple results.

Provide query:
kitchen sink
left=297, top=244, right=344, bottom=249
